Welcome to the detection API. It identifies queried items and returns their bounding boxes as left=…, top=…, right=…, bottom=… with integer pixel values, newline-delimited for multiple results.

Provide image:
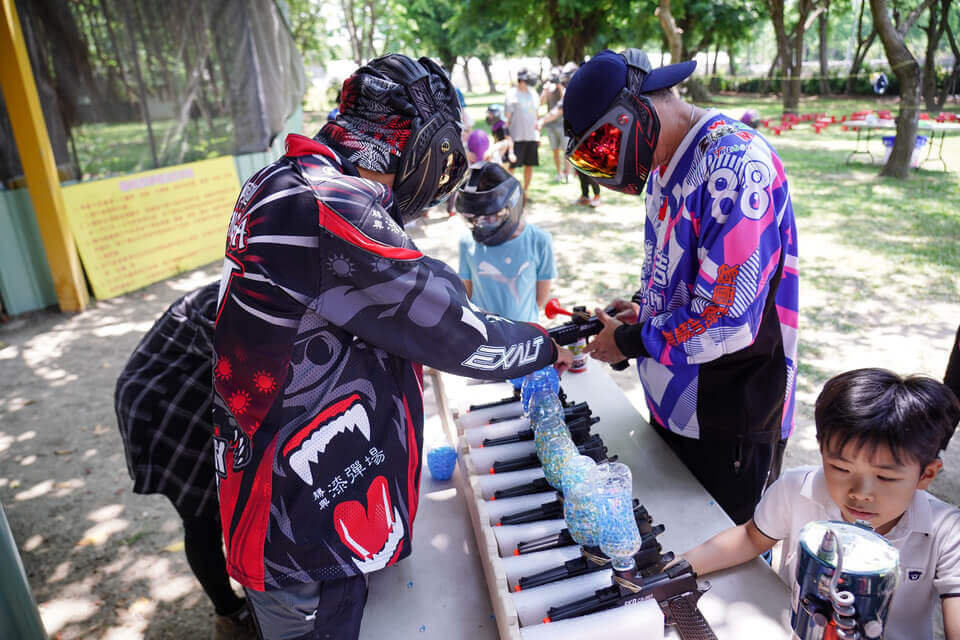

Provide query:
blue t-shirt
left=458, top=224, right=556, bottom=323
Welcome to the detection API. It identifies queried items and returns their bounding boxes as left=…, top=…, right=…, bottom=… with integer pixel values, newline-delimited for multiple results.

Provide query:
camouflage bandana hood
left=318, top=72, right=417, bottom=173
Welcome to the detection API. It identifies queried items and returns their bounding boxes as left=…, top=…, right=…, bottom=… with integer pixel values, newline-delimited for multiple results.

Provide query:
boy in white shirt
left=681, top=368, right=960, bottom=640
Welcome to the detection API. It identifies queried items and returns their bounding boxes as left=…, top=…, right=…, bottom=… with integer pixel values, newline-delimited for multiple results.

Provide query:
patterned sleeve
left=615, top=142, right=793, bottom=365
left=313, top=181, right=557, bottom=379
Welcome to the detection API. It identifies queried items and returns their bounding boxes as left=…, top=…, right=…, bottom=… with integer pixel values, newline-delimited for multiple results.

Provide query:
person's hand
left=583, top=308, right=626, bottom=363
left=553, top=342, right=574, bottom=375
left=608, top=298, right=640, bottom=324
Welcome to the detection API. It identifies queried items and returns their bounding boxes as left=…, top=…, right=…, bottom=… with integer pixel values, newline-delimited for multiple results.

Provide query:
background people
left=540, top=67, right=570, bottom=184
left=505, top=69, right=541, bottom=201
left=115, top=284, right=256, bottom=640
left=456, top=162, right=556, bottom=322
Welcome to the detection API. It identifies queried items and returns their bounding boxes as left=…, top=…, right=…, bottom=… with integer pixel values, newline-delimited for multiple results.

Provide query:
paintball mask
left=564, top=49, right=695, bottom=195
left=326, top=54, right=468, bottom=223
left=486, top=104, right=504, bottom=127
left=377, top=55, right=468, bottom=222
left=456, top=162, right=524, bottom=246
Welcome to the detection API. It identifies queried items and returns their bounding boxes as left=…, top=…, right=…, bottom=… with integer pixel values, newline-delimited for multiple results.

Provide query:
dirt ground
left=1, top=186, right=958, bottom=639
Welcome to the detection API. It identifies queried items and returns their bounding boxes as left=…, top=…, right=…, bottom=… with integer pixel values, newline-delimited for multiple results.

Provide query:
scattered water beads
left=597, top=462, right=642, bottom=571
left=562, top=455, right=600, bottom=546
left=541, top=435, right=577, bottom=490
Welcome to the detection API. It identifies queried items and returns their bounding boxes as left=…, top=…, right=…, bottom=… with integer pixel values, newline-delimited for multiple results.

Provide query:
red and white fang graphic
left=334, top=475, right=405, bottom=573
left=283, top=394, right=370, bottom=485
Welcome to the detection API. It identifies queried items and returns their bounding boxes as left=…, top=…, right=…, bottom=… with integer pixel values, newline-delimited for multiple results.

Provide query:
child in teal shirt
left=456, top=163, right=556, bottom=323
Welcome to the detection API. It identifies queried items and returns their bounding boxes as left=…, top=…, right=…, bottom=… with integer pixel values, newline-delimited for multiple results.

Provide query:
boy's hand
left=553, top=343, right=574, bottom=375
left=583, top=308, right=626, bottom=363
left=608, top=298, right=640, bottom=323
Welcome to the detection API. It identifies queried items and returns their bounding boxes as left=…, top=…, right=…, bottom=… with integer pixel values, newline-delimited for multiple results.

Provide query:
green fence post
left=0, top=502, right=47, bottom=639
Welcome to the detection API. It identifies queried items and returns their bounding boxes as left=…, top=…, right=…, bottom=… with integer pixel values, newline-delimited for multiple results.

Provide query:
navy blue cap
left=564, top=49, right=697, bottom=136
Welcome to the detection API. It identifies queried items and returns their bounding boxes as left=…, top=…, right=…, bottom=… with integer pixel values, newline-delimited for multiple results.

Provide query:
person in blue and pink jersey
left=563, top=49, right=799, bottom=525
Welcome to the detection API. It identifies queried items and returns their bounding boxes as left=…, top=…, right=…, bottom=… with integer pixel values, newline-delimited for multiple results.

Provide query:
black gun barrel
left=499, top=499, right=564, bottom=525
left=545, top=560, right=701, bottom=622
left=481, top=414, right=597, bottom=448
left=547, top=307, right=631, bottom=370
left=514, top=504, right=654, bottom=555
left=493, top=477, right=554, bottom=500
left=517, top=547, right=674, bottom=591
left=490, top=435, right=607, bottom=474
left=485, top=397, right=585, bottom=425
left=468, top=395, right=520, bottom=411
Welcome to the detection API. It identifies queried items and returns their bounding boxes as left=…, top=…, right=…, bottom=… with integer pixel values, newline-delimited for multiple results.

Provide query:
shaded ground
left=1, top=117, right=958, bottom=639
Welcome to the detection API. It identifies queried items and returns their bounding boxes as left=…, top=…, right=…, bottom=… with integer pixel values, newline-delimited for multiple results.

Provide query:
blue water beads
left=597, top=462, right=642, bottom=571
left=528, top=391, right=568, bottom=460
left=527, top=389, right=564, bottom=431
left=541, top=435, right=577, bottom=490
left=426, top=445, right=457, bottom=481
left=562, top=455, right=600, bottom=546
left=521, top=367, right=560, bottom=416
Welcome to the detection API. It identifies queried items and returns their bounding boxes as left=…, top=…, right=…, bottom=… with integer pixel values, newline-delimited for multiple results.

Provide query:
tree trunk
left=939, top=21, right=960, bottom=108
left=818, top=9, right=830, bottom=95
left=99, top=0, right=136, bottom=112
left=158, top=34, right=210, bottom=164
left=656, top=0, right=684, bottom=63
left=762, top=50, right=780, bottom=93
left=870, top=0, right=931, bottom=177
left=846, top=0, right=877, bottom=93
left=119, top=0, right=159, bottom=168
left=728, top=45, right=737, bottom=75
left=921, top=0, right=951, bottom=111
left=460, top=58, right=474, bottom=93
left=480, top=56, right=497, bottom=94
left=341, top=0, right=363, bottom=65
left=766, top=0, right=793, bottom=108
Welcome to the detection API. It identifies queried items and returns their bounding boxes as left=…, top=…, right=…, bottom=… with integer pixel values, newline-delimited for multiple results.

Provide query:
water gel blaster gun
left=544, top=559, right=717, bottom=640
left=544, top=299, right=630, bottom=371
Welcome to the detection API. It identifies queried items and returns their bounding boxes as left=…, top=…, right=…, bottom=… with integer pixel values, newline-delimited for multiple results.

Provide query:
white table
left=362, top=364, right=793, bottom=638
left=845, top=120, right=960, bottom=170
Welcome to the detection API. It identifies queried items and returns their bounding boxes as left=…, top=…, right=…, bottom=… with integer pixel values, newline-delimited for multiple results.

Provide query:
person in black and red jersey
left=212, top=54, right=573, bottom=640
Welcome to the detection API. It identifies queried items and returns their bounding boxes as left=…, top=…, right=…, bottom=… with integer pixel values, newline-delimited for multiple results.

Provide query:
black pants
left=173, top=502, right=245, bottom=617
left=651, top=423, right=787, bottom=525
left=245, top=575, right=368, bottom=640
left=579, top=172, right=599, bottom=198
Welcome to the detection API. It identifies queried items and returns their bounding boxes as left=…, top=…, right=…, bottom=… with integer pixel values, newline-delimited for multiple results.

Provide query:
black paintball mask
left=455, top=162, right=524, bottom=246
left=321, top=54, right=468, bottom=223
left=378, top=55, right=468, bottom=222
left=565, top=49, right=662, bottom=196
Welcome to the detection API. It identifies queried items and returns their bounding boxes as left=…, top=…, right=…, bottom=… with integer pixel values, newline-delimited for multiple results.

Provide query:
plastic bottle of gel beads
left=597, top=462, right=642, bottom=572
left=520, top=367, right=560, bottom=416
left=562, top=455, right=600, bottom=546
left=541, top=435, right=577, bottom=490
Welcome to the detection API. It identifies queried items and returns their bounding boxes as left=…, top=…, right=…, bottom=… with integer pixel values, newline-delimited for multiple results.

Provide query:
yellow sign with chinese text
left=63, top=157, right=239, bottom=299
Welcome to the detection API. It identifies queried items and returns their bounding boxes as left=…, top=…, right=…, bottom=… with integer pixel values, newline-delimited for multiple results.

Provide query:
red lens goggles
left=567, top=123, right=624, bottom=179
left=565, top=90, right=659, bottom=192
